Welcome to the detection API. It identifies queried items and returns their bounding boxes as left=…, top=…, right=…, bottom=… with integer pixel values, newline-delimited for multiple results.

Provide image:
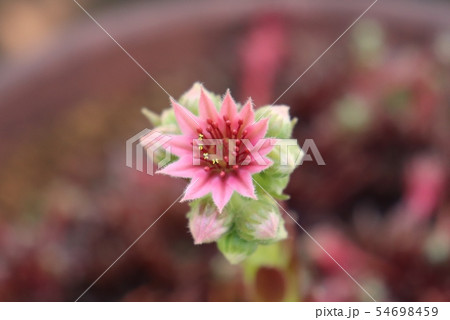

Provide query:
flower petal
left=220, top=90, right=238, bottom=121
left=243, top=158, right=274, bottom=174
left=171, top=98, right=201, bottom=137
left=249, top=138, right=275, bottom=157
left=238, top=98, right=255, bottom=127
left=228, top=171, right=256, bottom=199
left=156, top=156, right=197, bottom=178
left=182, top=172, right=212, bottom=201
left=199, top=87, right=220, bottom=123
left=245, top=118, right=269, bottom=143
left=163, top=135, right=194, bottom=157
left=211, top=176, right=234, bottom=212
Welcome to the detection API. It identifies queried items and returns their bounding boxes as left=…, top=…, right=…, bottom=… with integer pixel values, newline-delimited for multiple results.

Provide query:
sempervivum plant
left=142, top=83, right=302, bottom=263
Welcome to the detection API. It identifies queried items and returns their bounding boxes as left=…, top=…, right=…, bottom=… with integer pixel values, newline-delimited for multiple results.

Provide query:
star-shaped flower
left=157, top=88, right=274, bottom=212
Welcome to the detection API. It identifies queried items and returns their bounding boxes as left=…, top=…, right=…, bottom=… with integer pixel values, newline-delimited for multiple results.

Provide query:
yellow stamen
left=203, top=153, right=209, bottom=160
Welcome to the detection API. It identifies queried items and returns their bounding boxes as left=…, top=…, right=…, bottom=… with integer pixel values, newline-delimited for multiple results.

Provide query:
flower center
left=195, top=116, right=250, bottom=177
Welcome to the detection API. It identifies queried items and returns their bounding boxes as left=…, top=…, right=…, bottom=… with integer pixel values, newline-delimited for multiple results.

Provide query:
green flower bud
left=147, top=109, right=180, bottom=136
left=150, top=149, right=175, bottom=167
left=188, top=200, right=232, bottom=245
left=253, top=172, right=290, bottom=200
left=217, top=231, right=257, bottom=264
left=266, top=140, right=304, bottom=177
left=141, top=106, right=178, bottom=136
left=234, top=197, right=287, bottom=244
left=255, top=105, right=297, bottom=139
left=160, top=108, right=177, bottom=126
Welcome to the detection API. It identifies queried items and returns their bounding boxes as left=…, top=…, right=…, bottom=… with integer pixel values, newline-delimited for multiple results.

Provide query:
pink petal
left=249, top=138, right=275, bottom=157
left=156, top=156, right=198, bottom=178
left=163, top=135, right=194, bottom=157
left=182, top=172, right=212, bottom=201
left=243, top=158, right=274, bottom=174
left=238, top=98, right=255, bottom=127
left=245, top=118, right=269, bottom=144
left=220, top=90, right=238, bottom=121
left=171, top=98, right=201, bottom=137
left=228, top=171, right=256, bottom=199
left=199, top=88, right=220, bottom=122
left=211, top=176, right=234, bottom=212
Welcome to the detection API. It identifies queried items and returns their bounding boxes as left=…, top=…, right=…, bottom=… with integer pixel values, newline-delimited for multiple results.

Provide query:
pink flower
left=157, top=88, right=274, bottom=212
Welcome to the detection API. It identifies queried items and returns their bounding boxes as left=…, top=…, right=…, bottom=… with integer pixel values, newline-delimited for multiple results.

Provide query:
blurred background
left=0, top=0, right=449, bottom=301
